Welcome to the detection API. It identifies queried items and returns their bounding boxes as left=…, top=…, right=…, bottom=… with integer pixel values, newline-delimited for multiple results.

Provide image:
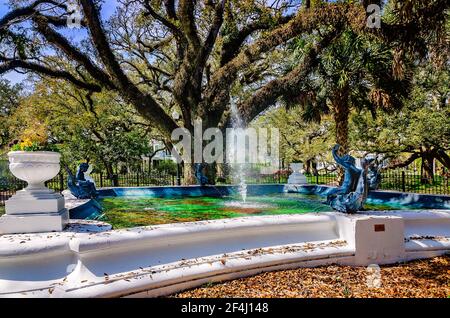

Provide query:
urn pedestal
left=0, top=151, right=69, bottom=234
left=287, top=163, right=307, bottom=184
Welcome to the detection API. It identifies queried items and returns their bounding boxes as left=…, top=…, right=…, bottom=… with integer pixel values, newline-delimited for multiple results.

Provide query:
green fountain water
left=98, top=193, right=412, bottom=229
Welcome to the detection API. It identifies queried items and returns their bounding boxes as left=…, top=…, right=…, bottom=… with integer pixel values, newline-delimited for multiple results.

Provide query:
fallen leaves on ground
left=171, top=256, right=450, bottom=298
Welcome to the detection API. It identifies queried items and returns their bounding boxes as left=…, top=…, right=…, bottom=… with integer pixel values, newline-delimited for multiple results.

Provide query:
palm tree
left=285, top=29, right=411, bottom=158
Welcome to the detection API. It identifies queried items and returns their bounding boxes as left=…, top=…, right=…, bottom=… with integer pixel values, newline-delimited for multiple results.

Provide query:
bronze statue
left=65, top=163, right=98, bottom=199
left=194, top=163, right=209, bottom=186
left=327, top=144, right=361, bottom=196
left=367, top=161, right=382, bottom=190
left=326, top=145, right=369, bottom=213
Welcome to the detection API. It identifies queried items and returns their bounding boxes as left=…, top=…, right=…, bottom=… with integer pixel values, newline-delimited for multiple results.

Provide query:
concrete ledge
left=405, top=238, right=450, bottom=251
left=0, top=209, right=69, bottom=235
left=59, top=240, right=354, bottom=298
left=69, top=214, right=338, bottom=254
left=0, top=219, right=111, bottom=258
left=123, top=254, right=355, bottom=298
left=360, top=210, right=450, bottom=238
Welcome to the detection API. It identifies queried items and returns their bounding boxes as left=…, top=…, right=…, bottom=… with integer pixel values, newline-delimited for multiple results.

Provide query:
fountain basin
left=69, top=184, right=450, bottom=227
left=0, top=184, right=449, bottom=298
left=1, top=209, right=449, bottom=297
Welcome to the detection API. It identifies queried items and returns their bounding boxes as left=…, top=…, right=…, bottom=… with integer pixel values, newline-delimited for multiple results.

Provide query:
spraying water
left=229, top=98, right=248, bottom=202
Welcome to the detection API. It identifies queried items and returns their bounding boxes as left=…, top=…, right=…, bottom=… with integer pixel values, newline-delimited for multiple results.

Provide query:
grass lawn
left=172, top=256, right=450, bottom=298
left=0, top=206, right=4, bottom=216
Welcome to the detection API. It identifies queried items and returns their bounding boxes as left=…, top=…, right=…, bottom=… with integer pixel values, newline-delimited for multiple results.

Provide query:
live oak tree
left=0, top=0, right=448, bottom=183
left=350, top=63, right=450, bottom=183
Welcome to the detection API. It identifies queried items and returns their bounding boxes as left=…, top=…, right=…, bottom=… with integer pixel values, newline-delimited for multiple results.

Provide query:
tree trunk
left=305, top=159, right=311, bottom=175
left=183, top=163, right=196, bottom=185
left=205, top=163, right=217, bottom=185
left=435, top=149, right=450, bottom=170
left=216, top=162, right=229, bottom=183
left=421, top=155, right=434, bottom=184
left=333, top=103, right=349, bottom=154
left=311, top=160, right=318, bottom=176
left=104, top=161, right=115, bottom=180
left=332, top=89, right=349, bottom=184
left=305, top=159, right=318, bottom=175
left=183, top=162, right=218, bottom=185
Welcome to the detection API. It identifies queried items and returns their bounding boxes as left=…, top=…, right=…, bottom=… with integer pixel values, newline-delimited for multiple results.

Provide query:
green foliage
left=350, top=63, right=450, bottom=157
left=154, top=160, right=177, bottom=175
left=287, top=29, right=410, bottom=119
left=11, top=141, right=59, bottom=152
left=283, top=24, right=412, bottom=155
left=0, top=79, right=22, bottom=150
left=252, top=105, right=335, bottom=164
left=6, top=79, right=153, bottom=171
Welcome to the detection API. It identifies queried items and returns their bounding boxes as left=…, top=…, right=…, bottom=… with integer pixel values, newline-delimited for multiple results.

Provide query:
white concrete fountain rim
left=1, top=209, right=449, bottom=254
left=0, top=210, right=449, bottom=298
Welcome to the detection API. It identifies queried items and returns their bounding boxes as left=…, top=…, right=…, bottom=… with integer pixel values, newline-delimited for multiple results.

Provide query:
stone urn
left=8, top=151, right=61, bottom=190
left=0, top=151, right=69, bottom=234
left=287, top=162, right=307, bottom=184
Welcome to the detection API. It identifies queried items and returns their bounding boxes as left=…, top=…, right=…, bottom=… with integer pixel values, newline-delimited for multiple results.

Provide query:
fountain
left=229, top=98, right=248, bottom=202
left=326, top=144, right=370, bottom=213
left=65, top=163, right=98, bottom=199
left=288, top=163, right=307, bottom=184
left=238, top=175, right=247, bottom=202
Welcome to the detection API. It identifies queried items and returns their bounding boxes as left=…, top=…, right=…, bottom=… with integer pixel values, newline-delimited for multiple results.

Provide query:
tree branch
left=198, top=0, right=225, bottom=68
left=142, top=0, right=184, bottom=40
left=0, top=0, right=64, bottom=29
left=164, top=0, right=178, bottom=21
left=239, top=28, right=342, bottom=123
left=386, top=153, right=421, bottom=169
left=220, top=14, right=294, bottom=66
left=435, top=149, right=450, bottom=169
left=79, top=0, right=132, bottom=87
left=203, top=3, right=364, bottom=121
left=33, top=15, right=115, bottom=89
left=79, top=0, right=179, bottom=136
left=178, top=0, right=201, bottom=49
left=0, top=59, right=101, bottom=91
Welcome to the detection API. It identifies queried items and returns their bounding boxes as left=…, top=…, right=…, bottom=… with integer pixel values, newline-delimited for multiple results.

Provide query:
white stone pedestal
left=0, top=188, right=69, bottom=234
left=288, top=163, right=307, bottom=184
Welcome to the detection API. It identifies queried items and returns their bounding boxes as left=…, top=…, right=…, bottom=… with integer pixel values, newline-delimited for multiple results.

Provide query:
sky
left=0, top=0, right=118, bottom=84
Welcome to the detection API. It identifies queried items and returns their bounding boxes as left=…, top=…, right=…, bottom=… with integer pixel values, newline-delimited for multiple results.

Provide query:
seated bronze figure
left=65, top=163, right=98, bottom=199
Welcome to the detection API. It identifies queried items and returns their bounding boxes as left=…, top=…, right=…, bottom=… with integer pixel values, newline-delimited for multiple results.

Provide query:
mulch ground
left=171, top=255, right=450, bottom=298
